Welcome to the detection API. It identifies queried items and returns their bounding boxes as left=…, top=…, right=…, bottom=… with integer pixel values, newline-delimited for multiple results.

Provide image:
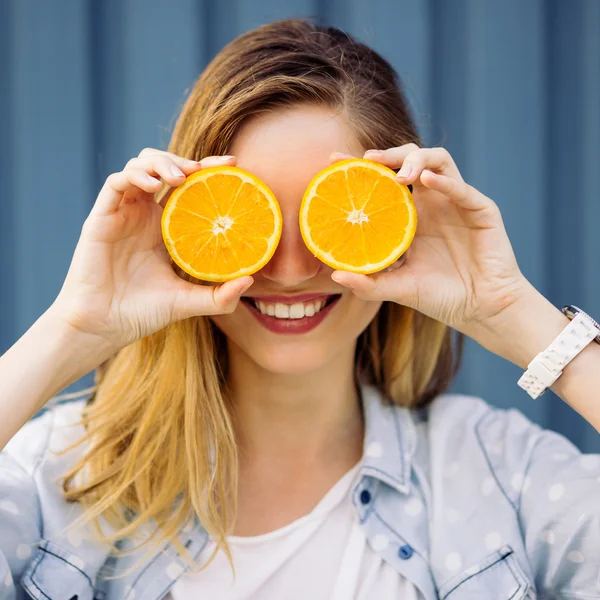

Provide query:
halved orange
left=299, top=159, right=417, bottom=274
left=161, top=166, right=282, bottom=282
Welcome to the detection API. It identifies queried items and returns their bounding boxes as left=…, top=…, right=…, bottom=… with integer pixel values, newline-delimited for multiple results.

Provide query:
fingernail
left=239, top=279, right=253, bottom=294
left=332, top=275, right=353, bottom=291
left=364, top=149, right=383, bottom=156
left=217, top=155, right=234, bottom=162
left=170, top=165, right=185, bottom=178
left=397, top=164, right=412, bottom=179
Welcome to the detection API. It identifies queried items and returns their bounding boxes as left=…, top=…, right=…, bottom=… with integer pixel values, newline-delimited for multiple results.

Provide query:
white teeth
left=289, top=302, right=305, bottom=319
left=252, top=297, right=333, bottom=319
left=275, top=303, right=290, bottom=318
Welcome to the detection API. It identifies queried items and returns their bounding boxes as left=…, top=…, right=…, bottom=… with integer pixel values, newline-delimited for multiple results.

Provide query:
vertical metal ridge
left=0, top=0, right=15, bottom=350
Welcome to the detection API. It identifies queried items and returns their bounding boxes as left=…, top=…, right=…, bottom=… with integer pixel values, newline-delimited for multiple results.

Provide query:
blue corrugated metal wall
left=1, top=0, right=598, bottom=451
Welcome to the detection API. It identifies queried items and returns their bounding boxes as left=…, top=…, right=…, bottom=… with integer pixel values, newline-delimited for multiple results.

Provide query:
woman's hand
left=328, top=144, right=531, bottom=341
left=50, top=148, right=253, bottom=352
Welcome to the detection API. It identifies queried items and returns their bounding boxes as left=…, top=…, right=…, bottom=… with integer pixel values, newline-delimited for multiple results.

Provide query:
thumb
left=173, top=276, right=254, bottom=320
left=331, top=267, right=418, bottom=309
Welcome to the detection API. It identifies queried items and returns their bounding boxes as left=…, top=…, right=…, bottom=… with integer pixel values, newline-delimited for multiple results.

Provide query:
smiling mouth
left=241, top=294, right=341, bottom=319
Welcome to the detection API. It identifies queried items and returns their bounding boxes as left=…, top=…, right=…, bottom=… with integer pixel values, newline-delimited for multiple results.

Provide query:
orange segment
left=299, top=159, right=417, bottom=274
left=161, top=166, right=282, bottom=282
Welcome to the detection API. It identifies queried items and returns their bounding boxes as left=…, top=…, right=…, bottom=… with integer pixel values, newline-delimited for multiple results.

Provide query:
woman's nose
left=260, top=218, right=322, bottom=286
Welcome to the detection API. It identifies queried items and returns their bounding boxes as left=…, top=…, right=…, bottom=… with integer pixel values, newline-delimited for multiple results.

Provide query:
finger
left=137, top=147, right=202, bottom=164
left=93, top=155, right=192, bottom=217
left=93, top=155, right=237, bottom=217
left=173, top=276, right=254, bottom=320
left=420, top=169, right=491, bottom=211
left=158, top=155, right=237, bottom=209
left=198, top=155, right=237, bottom=167
left=92, top=169, right=163, bottom=217
left=127, top=155, right=200, bottom=179
left=138, top=147, right=236, bottom=172
left=395, top=147, right=463, bottom=184
left=136, top=148, right=202, bottom=167
left=365, top=146, right=462, bottom=184
left=127, top=154, right=236, bottom=184
left=363, top=143, right=420, bottom=169
left=381, top=253, right=406, bottom=272
left=124, top=156, right=193, bottom=189
left=331, top=268, right=418, bottom=309
left=328, top=151, right=357, bottom=164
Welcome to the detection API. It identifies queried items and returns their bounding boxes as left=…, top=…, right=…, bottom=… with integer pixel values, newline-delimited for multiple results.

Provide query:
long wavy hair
left=57, top=18, right=463, bottom=575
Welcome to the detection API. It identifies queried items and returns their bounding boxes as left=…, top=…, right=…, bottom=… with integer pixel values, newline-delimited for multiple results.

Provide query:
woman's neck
left=225, top=345, right=364, bottom=473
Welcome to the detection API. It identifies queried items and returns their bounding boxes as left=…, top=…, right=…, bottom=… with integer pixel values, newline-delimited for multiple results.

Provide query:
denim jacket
left=1, top=384, right=599, bottom=599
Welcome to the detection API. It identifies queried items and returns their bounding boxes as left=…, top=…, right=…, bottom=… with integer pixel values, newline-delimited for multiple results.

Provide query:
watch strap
left=517, top=312, right=599, bottom=399
left=562, top=305, right=600, bottom=344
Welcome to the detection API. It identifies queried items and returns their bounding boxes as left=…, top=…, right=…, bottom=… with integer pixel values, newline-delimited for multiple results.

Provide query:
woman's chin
left=250, top=348, right=332, bottom=377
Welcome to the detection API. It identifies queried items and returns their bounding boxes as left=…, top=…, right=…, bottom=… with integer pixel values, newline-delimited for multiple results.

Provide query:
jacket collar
left=25, top=383, right=418, bottom=600
left=359, top=383, right=416, bottom=496
left=178, top=384, right=417, bottom=562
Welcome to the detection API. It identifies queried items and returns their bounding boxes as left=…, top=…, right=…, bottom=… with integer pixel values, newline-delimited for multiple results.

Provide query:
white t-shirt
left=168, top=461, right=422, bottom=600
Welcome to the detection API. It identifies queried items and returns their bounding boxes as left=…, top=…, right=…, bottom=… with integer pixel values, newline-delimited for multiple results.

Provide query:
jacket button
left=398, top=544, right=413, bottom=559
left=359, top=489, right=371, bottom=504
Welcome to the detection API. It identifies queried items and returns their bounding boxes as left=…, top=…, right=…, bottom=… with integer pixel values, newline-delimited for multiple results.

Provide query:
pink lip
left=241, top=295, right=342, bottom=334
left=246, top=293, right=335, bottom=304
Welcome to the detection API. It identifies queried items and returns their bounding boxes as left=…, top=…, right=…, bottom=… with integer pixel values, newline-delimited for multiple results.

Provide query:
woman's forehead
left=229, top=105, right=363, bottom=195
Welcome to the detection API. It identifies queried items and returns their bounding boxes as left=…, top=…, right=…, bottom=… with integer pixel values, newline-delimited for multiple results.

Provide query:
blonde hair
left=58, top=19, right=463, bottom=575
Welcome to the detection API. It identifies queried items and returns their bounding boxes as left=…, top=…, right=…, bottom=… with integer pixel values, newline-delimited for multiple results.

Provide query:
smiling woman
left=208, top=104, right=409, bottom=374
left=1, top=17, right=600, bottom=600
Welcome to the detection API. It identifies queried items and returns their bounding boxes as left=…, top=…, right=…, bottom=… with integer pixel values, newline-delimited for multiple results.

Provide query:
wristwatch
left=562, top=305, right=600, bottom=341
left=517, top=305, right=600, bottom=399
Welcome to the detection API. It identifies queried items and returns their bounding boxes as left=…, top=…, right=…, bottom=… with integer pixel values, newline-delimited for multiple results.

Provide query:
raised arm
left=0, top=149, right=254, bottom=450
left=0, top=308, right=113, bottom=449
